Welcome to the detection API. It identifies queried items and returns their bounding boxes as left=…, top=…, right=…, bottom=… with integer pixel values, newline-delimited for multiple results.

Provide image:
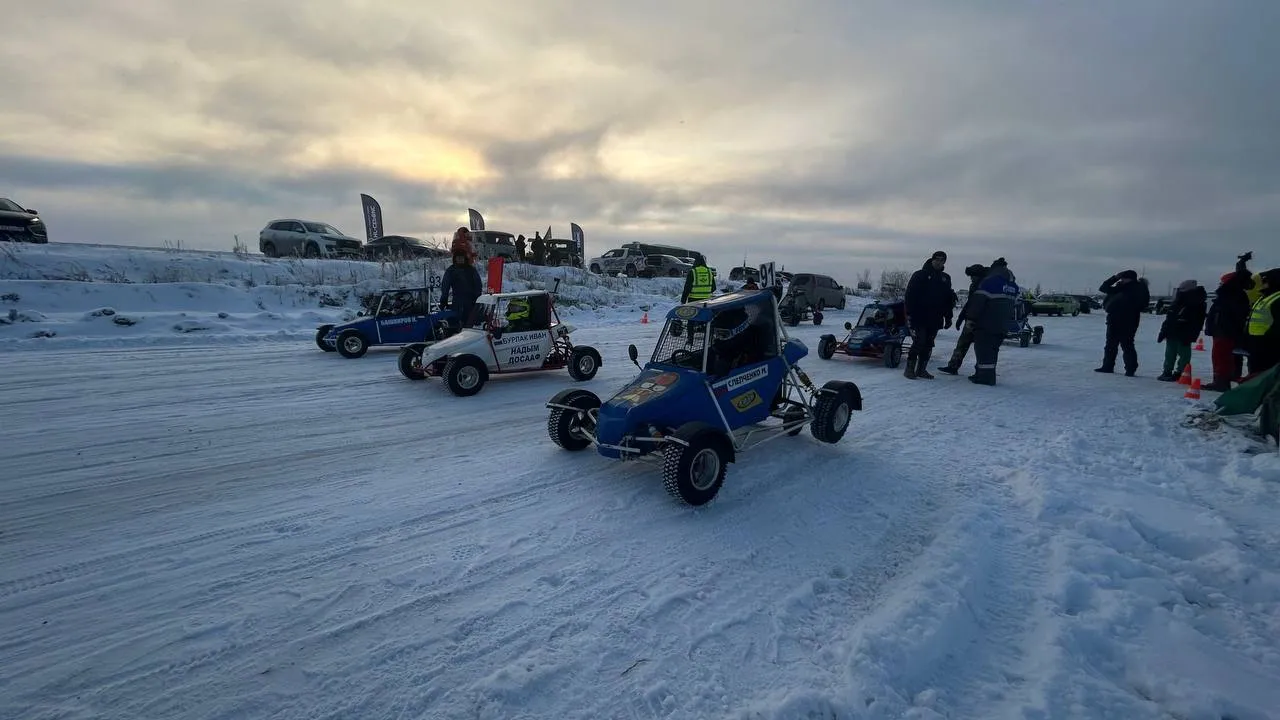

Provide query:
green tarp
left=1214, top=366, right=1280, bottom=442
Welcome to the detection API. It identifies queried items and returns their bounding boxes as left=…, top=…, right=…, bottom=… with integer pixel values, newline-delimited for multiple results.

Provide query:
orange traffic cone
left=1178, top=363, right=1193, bottom=385
left=1194, top=337, right=1205, bottom=351
left=1183, top=378, right=1201, bottom=400
left=640, top=310, right=649, bottom=324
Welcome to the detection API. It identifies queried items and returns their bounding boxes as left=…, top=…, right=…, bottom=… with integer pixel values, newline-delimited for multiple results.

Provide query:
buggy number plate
left=730, top=390, right=762, bottom=412
left=715, top=364, right=768, bottom=393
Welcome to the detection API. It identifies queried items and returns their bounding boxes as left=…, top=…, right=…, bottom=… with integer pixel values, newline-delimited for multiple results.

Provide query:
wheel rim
left=343, top=336, right=363, bottom=353
left=577, top=355, right=596, bottom=375
left=689, top=448, right=721, bottom=491
left=456, top=366, right=480, bottom=389
left=831, top=402, right=850, bottom=432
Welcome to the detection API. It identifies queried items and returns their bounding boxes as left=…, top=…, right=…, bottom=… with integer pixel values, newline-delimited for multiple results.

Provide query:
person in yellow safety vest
left=1245, top=268, right=1280, bottom=376
left=681, top=257, right=715, bottom=303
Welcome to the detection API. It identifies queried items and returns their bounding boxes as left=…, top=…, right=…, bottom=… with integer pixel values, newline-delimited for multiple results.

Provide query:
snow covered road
left=3, top=313, right=1279, bottom=719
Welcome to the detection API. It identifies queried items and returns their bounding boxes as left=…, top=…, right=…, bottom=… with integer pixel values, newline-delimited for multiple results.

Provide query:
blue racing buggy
left=316, top=287, right=459, bottom=358
left=1004, top=298, right=1044, bottom=348
left=543, top=289, right=863, bottom=506
left=816, top=300, right=912, bottom=368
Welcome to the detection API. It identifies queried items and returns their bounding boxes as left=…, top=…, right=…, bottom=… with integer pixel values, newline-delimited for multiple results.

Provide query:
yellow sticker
left=730, top=390, right=762, bottom=412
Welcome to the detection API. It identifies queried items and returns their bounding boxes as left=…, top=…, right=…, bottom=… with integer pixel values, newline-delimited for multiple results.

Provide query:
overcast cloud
left=2, top=0, right=1278, bottom=292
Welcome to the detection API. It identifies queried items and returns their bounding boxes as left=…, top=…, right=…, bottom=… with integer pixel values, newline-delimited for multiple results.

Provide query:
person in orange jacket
left=450, top=227, right=477, bottom=265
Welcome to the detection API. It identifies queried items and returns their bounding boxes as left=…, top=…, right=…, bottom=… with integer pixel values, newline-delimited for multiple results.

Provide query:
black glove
left=1239, top=251, right=1253, bottom=262
left=943, top=316, right=952, bottom=329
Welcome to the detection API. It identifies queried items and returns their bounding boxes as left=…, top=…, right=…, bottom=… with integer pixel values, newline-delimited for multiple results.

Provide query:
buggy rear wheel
left=547, top=389, right=600, bottom=451
left=811, top=380, right=861, bottom=444
left=1019, top=331, right=1032, bottom=348
left=315, top=325, right=335, bottom=352
left=813, top=310, right=823, bottom=325
left=1032, top=327, right=1044, bottom=345
left=567, top=346, right=602, bottom=381
left=662, top=432, right=730, bottom=506
left=883, top=341, right=903, bottom=368
left=443, top=355, right=487, bottom=396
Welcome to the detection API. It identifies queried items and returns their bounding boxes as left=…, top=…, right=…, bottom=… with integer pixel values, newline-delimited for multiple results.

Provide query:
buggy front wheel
left=817, top=335, right=837, bottom=360
left=811, top=380, right=861, bottom=444
left=398, top=344, right=427, bottom=380
left=1032, top=327, right=1044, bottom=345
left=662, top=431, right=731, bottom=506
left=883, top=341, right=903, bottom=368
left=1019, top=331, right=1032, bottom=348
left=315, top=325, right=335, bottom=352
left=547, top=389, right=601, bottom=451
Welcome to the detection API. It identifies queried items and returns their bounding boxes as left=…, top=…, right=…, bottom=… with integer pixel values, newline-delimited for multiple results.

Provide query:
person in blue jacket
left=962, top=258, right=1020, bottom=386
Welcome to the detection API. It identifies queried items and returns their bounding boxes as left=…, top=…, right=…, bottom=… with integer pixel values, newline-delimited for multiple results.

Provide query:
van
left=789, top=273, right=846, bottom=310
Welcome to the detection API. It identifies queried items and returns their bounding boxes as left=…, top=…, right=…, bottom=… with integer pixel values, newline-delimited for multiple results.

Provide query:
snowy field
left=2, top=243, right=1280, bottom=720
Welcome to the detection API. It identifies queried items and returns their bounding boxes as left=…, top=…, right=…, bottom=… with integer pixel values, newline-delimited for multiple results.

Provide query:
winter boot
left=1203, top=376, right=1232, bottom=392
left=903, top=364, right=917, bottom=380
left=936, top=365, right=960, bottom=375
left=915, top=355, right=935, bottom=379
left=968, top=368, right=996, bottom=386
left=1094, top=366, right=1114, bottom=374
left=1156, top=372, right=1177, bottom=382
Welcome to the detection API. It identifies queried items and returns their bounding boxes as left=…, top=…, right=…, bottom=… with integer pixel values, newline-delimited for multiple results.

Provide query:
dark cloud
left=2, top=0, right=1279, bottom=292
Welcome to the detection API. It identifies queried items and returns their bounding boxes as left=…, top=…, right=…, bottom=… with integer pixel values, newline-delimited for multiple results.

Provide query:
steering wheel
left=669, top=349, right=700, bottom=367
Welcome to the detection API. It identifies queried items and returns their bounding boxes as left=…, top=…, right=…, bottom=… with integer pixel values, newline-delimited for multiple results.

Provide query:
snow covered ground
left=2, top=243, right=1279, bottom=720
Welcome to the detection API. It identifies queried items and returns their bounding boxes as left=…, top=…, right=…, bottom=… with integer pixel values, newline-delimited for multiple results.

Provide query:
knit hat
left=931, top=251, right=947, bottom=261
left=1118, top=269, right=1139, bottom=280
left=991, top=257, right=1008, bottom=267
left=1177, top=279, right=1198, bottom=292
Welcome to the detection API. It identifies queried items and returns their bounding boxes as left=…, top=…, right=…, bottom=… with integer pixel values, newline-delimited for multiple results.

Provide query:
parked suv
left=788, top=273, right=846, bottom=310
left=729, top=266, right=761, bottom=283
left=638, top=254, right=692, bottom=278
left=471, top=230, right=519, bottom=261
left=0, top=198, right=48, bottom=243
left=589, top=247, right=647, bottom=276
left=259, top=219, right=364, bottom=258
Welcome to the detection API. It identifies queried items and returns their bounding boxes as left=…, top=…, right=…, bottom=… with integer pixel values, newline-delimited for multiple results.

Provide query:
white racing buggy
left=397, top=288, right=603, bottom=396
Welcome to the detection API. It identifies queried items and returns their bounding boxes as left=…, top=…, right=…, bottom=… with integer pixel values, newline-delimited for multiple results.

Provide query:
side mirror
left=627, top=344, right=640, bottom=368
left=357, top=311, right=366, bottom=317
left=843, top=321, right=852, bottom=330
left=25, top=209, right=37, bottom=215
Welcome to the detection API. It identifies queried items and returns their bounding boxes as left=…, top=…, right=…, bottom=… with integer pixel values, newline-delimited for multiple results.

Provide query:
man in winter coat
left=1244, top=268, right=1280, bottom=377
left=903, top=250, right=957, bottom=379
left=963, top=258, right=1020, bottom=385
left=1156, top=280, right=1208, bottom=381
left=1095, top=269, right=1151, bottom=376
left=530, top=233, right=545, bottom=266
left=439, top=251, right=483, bottom=327
left=681, top=256, right=715, bottom=303
left=937, top=262, right=988, bottom=375
left=1204, top=252, right=1256, bottom=391
left=516, top=235, right=527, bottom=263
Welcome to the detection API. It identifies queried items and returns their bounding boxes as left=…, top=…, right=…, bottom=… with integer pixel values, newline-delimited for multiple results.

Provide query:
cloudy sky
left=3, top=0, right=1277, bottom=292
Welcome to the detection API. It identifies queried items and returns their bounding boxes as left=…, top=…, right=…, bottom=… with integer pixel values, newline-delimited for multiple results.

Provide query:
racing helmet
left=506, top=298, right=531, bottom=320
left=711, top=308, right=750, bottom=341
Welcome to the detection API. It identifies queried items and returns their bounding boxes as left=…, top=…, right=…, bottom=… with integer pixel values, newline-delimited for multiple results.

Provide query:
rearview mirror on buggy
left=627, top=344, right=640, bottom=368
left=844, top=321, right=852, bottom=330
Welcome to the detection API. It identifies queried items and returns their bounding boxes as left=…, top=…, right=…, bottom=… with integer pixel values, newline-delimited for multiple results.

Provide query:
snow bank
left=0, top=242, right=702, bottom=348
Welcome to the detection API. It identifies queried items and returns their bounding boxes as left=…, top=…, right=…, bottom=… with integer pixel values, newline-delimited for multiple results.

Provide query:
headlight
left=29, top=217, right=41, bottom=223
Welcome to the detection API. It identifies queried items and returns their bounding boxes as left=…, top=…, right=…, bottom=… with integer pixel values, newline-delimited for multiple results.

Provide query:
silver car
left=588, top=246, right=647, bottom=276
left=788, top=273, right=847, bottom=310
left=639, top=254, right=693, bottom=278
left=259, top=219, right=364, bottom=258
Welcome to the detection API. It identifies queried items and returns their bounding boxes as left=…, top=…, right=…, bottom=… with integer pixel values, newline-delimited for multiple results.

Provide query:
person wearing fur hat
left=1204, top=252, right=1255, bottom=391
left=1244, top=267, right=1280, bottom=377
left=1095, top=269, right=1151, bottom=376
left=439, top=249, right=483, bottom=327
left=1156, top=279, right=1208, bottom=381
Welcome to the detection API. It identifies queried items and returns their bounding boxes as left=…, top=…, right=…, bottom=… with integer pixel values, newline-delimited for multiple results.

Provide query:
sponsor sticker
left=730, top=389, right=762, bottom=412
left=714, top=364, right=768, bottom=392
left=675, top=306, right=698, bottom=319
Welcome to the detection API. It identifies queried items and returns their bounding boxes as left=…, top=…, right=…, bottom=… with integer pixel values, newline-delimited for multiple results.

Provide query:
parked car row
left=587, top=242, right=715, bottom=278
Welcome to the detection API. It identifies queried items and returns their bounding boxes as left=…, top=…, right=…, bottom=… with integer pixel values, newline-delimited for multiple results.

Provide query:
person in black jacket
left=1204, top=252, right=1255, bottom=391
left=438, top=251, right=483, bottom=327
left=1156, top=280, right=1208, bottom=381
left=903, top=250, right=956, bottom=379
left=937, top=263, right=987, bottom=375
left=1095, top=270, right=1151, bottom=376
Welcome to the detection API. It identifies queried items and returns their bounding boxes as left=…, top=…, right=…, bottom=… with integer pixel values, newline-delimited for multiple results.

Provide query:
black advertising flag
left=359, top=194, right=383, bottom=242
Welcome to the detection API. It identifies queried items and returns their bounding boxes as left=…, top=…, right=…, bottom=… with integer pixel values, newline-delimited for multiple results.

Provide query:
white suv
left=588, top=247, right=647, bottom=276
left=259, top=219, right=364, bottom=259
